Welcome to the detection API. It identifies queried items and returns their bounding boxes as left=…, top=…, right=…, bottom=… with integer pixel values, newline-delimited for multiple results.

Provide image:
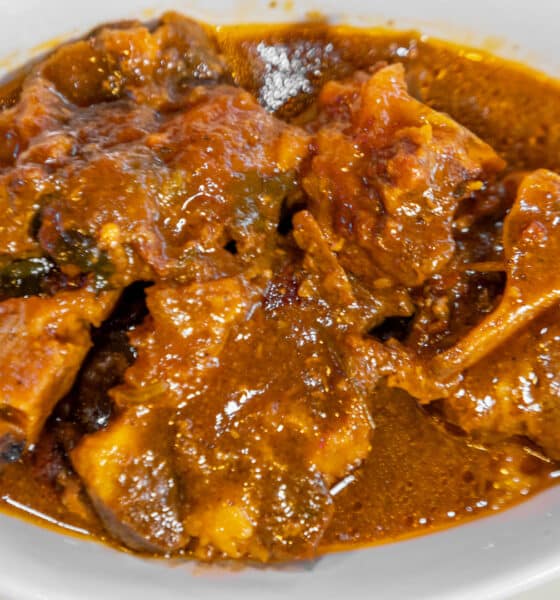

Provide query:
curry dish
left=0, top=11, right=560, bottom=562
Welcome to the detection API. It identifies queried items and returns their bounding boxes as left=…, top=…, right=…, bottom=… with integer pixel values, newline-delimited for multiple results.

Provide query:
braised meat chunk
left=73, top=273, right=372, bottom=560
left=435, top=169, right=560, bottom=376
left=380, top=170, right=560, bottom=398
left=303, top=64, right=504, bottom=288
left=428, top=170, right=560, bottom=457
left=365, top=169, right=560, bottom=456
left=0, top=14, right=309, bottom=287
left=72, top=277, right=259, bottom=555
left=0, top=289, right=117, bottom=464
left=34, top=84, right=309, bottom=284
left=443, top=304, right=560, bottom=459
left=40, top=12, right=228, bottom=107
left=72, top=404, right=187, bottom=553
left=0, top=12, right=225, bottom=257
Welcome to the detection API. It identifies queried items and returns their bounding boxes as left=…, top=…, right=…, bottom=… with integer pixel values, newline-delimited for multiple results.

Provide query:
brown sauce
left=0, top=15, right=559, bottom=561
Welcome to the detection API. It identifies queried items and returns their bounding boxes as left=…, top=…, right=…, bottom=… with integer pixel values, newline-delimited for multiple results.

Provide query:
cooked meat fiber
left=433, top=170, right=560, bottom=376
left=0, top=289, right=117, bottom=464
left=41, top=12, right=228, bottom=108
left=431, top=171, right=560, bottom=457
left=303, top=64, right=504, bottom=288
left=37, top=85, right=309, bottom=284
left=292, top=210, right=414, bottom=330
left=73, top=275, right=372, bottom=560
left=365, top=170, right=560, bottom=456
left=0, top=13, right=309, bottom=286
left=443, top=304, right=560, bottom=459
left=71, top=404, right=187, bottom=553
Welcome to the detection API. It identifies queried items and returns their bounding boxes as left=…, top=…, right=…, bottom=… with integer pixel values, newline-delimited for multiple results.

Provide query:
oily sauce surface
left=0, top=16, right=559, bottom=560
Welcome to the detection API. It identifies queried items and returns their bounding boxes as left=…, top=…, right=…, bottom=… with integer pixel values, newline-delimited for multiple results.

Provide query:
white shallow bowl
left=1, top=1, right=560, bottom=598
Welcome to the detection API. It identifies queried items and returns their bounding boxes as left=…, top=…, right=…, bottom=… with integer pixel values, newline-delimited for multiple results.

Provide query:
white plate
left=1, top=1, right=559, bottom=598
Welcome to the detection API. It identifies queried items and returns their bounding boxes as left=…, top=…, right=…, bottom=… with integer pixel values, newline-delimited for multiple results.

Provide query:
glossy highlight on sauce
left=0, top=12, right=559, bottom=562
